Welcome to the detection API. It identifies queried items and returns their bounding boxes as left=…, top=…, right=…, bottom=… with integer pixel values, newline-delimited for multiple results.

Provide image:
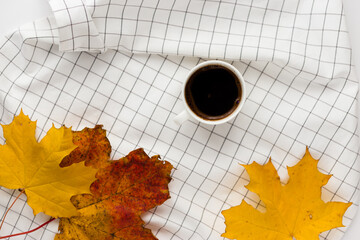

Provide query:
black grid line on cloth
left=234, top=0, right=303, bottom=193
left=155, top=82, right=214, bottom=238
left=62, top=0, right=76, bottom=51
left=206, top=0, right=222, bottom=59
left=175, top=0, right=192, bottom=56
left=3, top=34, right=358, bottom=129
left=160, top=0, right=177, bottom=55
left=111, top=55, right=155, bottom=152
left=4, top=21, right=43, bottom=120
left=142, top=57, right=192, bottom=233
left=237, top=0, right=253, bottom=61
left=0, top=22, right=57, bottom=240
left=82, top=0, right=350, bottom=17
left=182, top=64, right=254, bottom=240
left=0, top=53, right=358, bottom=240
left=206, top=62, right=276, bottom=237
left=0, top=0, right=359, bottom=240
left=0, top=23, right=64, bottom=240
left=312, top=3, right=360, bottom=237
left=115, top=0, right=129, bottom=51
left=144, top=0, right=161, bottom=54
left=131, top=56, right=177, bottom=152
left=102, top=0, right=113, bottom=46
left=19, top=45, right=60, bottom=132
left=37, top=53, right=95, bottom=136
left=0, top=57, right=358, bottom=238
left=81, top=1, right=91, bottom=50
left=1, top=47, right=358, bottom=177
left=65, top=54, right=119, bottom=129
left=88, top=12, right=352, bottom=37
left=243, top=0, right=305, bottom=186
left=221, top=1, right=236, bottom=60
left=5, top=38, right=358, bottom=151
left=50, top=0, right=105, bottom=52
left=84, top=0, right=352, bottom=68
left=51, top=6, right=354, bottom=66
left=188, top=1, right=205, bottom=56
left=0, top=34, right=50, bottom=120
left=0, top=4, right=354, bottom=153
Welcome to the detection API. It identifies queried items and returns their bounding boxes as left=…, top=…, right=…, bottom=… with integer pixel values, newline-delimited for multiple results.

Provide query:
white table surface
left=0, top=0, right=359, bottom=239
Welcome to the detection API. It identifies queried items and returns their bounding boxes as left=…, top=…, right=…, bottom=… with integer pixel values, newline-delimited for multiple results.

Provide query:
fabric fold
left=48, top=0, right=105, bottom=53
left=48, top=0, right=352, bottom=82
left=0, top=0, right=359, bottom=239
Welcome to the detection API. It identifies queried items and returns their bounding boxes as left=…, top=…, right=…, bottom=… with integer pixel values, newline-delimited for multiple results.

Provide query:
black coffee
left=185, top=65, right=242, bottom=120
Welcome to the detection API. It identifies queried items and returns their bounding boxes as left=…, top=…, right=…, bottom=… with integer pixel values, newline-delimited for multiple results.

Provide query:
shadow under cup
left=184, top=63, right=243, bottom=121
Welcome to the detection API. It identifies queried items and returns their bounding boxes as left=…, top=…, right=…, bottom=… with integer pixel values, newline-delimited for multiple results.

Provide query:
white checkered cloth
left=0, top=0, right=359, bottom=239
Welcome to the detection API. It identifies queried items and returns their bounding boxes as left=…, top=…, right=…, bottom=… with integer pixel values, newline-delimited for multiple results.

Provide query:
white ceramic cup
left=174, top=60, right=246, bottom=125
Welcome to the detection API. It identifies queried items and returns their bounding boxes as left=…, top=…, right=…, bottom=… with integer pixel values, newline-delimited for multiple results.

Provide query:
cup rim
left=181, top=60, right=246, bottom=125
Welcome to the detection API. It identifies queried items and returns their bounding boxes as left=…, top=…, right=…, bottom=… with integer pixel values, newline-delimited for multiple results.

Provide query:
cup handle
left=174, top=110, right=189, bottom=125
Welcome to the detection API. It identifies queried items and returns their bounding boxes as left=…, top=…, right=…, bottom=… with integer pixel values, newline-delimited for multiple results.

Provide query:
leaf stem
left=0, top=189, right=25, bottom=231
left=0, top=218, right=55, bottom=239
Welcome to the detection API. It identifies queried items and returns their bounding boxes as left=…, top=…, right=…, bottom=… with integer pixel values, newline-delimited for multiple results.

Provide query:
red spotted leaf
left=60, top=125, right=111, bottom=169
left=56, top=148, right=173, bottom=240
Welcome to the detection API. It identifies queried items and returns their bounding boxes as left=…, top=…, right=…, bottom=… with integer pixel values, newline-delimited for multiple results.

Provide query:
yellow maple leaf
left=0, top=111, right=97, bottom=218
left=222, top=147, right=352, bottom=240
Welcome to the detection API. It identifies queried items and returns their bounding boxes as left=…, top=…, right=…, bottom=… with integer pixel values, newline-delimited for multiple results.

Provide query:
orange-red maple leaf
left=60, top=125, right=110, bottom=169
left=55, top=148, right=173, bottom=240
